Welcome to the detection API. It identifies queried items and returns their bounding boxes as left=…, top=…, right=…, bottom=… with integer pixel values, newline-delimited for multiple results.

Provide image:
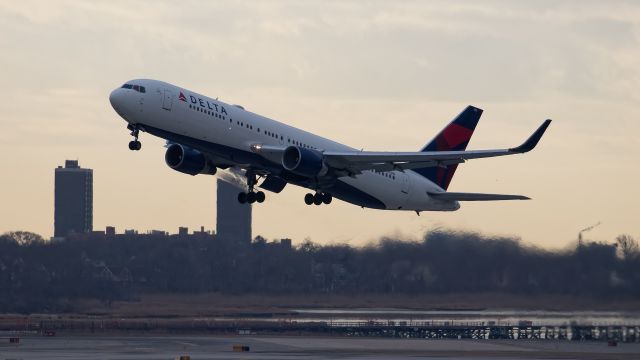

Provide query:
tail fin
left=413, top=106, right=482, bottom=190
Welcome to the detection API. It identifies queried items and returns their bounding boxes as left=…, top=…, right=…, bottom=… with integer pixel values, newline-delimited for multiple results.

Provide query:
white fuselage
left=109, top=79, right=459, bottom=212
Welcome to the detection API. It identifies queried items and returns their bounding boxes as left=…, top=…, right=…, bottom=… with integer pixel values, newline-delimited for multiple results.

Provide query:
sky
left=0, top=1, right=638, bottom=249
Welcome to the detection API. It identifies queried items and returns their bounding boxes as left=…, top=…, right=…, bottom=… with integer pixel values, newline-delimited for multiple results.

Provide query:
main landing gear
left=304, top=192, right=332, bottom=206
left=237, top=170, right=266, bottom=204
left=237, top=191, right=265, bottom=204
left=127, top=125, right=142, bottom=151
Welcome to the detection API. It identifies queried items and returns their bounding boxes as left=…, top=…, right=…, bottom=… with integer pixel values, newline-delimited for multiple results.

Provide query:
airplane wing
left=251, top=119, right=550, bottom=178
left=322, top=119, right=551, bottom=176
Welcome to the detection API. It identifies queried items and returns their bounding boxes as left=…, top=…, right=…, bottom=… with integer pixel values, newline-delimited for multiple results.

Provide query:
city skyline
left=51, top=159, right=252, bottom=242
left=0, top=2, right=638, bottom=248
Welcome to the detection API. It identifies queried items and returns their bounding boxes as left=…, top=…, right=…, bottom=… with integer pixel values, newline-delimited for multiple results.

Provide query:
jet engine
left=282, top=146, right=328, bottom=178
left=165, top=143, right=217, bottom=176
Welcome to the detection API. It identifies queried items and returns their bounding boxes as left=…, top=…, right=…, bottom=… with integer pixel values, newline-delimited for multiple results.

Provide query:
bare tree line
left=0, top=230, right=638, bottom=313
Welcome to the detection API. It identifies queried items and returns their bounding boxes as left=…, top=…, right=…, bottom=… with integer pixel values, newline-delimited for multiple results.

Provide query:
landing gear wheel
left=128, top=125, right=142, bottom=151
left=322, top=193, right=333, bottom=204
left=313, top=193, right=323, bottom=205
left=237, top=192, right=247, bottom=204
left=256, top=191, right=266, bottom=203
left=246, top=191, right=257, bottom=204
left=304, top=193, right=314, bottom=205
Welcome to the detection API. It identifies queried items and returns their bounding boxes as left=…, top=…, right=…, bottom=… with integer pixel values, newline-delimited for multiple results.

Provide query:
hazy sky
left=1, top=1, right=638, bottom=248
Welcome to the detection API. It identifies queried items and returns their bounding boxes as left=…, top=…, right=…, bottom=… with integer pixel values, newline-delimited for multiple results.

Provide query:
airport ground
left=2, top=334, right=640, bottom=360
left=3, top=293, right=640, bottom=358
left=75, top=293, right=640, bottom=317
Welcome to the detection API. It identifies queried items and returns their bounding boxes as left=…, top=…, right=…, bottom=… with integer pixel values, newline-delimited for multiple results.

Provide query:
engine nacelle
left=282, top=146, right=328, bottom=177
left=165, top=144, right=217, bottom=176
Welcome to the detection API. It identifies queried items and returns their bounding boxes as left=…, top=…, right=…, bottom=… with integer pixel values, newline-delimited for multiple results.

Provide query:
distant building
left=216, top=179, right=251, bottom=244
left=280, top=238, right=292, bottom=249
left=54, top=160, right=93, bottom=237
left=105, top=226, right=116, bottom=237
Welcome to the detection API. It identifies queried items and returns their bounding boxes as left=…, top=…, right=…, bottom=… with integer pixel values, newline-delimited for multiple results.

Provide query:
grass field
left=70, top=292, right=640, bottom=318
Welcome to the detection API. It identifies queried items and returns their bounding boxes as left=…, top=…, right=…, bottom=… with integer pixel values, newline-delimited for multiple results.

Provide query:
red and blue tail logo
left=414, top=106, right=482, bottom=190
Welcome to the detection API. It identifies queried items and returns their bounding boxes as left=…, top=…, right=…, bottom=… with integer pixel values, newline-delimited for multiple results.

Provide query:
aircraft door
left=162, top=89, right=173, bottom=111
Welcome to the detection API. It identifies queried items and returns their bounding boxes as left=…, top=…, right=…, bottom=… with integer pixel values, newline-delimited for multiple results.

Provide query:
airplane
left=109, top=79, right=551, bottom=213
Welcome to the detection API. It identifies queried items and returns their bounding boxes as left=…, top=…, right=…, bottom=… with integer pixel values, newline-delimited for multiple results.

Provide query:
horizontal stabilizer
left=428, top=192, right=530, bottom=201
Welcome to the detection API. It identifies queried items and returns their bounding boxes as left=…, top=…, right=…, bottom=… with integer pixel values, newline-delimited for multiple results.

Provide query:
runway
left=2, top=335, right=639, bottom=359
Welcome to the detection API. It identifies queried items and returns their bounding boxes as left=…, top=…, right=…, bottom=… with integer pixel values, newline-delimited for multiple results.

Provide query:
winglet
left=509, top=119, right=552, bottom=153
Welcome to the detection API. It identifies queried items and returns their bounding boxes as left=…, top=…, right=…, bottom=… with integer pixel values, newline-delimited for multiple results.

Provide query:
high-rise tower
left=54, top=160, right=93, bottom=237
left=216, top=179, right=251, bottom=244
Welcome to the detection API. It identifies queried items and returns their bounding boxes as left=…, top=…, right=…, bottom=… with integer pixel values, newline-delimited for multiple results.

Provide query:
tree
left=3, top=231, right=44, bottom=246
left=298, top=238, right=319, bottom=253
left=616, top=234, right=639, bottom=259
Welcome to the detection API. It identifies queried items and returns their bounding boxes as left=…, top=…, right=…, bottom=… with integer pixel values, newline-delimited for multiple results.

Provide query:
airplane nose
left=109, top=88, right=129, bottom=118
left=109, top=88, right=123, bottom=110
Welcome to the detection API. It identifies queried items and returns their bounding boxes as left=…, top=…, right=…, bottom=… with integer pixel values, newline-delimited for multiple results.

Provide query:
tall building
left=216, top=179, right=251, bottom=244
left=54, top=160, right=93, bottom=237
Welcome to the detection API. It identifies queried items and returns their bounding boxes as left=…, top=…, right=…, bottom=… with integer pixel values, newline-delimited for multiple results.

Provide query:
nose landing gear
left=128, top=140, right=141, bottom=151
left=127, top=125, right=142, bottom=151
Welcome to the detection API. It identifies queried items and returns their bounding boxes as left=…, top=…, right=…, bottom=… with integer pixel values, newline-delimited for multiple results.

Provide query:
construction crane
left=578, top=221, right=601, bottom=245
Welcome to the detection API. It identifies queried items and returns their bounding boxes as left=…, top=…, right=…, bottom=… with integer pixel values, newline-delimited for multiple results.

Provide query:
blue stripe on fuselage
left=139, top=124, right=387, bottom=210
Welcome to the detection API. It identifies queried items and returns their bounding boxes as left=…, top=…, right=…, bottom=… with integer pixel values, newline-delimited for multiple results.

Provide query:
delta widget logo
left=178, top=92, right=187, bottom=102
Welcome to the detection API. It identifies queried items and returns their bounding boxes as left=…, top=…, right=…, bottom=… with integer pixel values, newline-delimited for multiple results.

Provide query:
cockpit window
left=121, top=84, right=146, bottom=93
